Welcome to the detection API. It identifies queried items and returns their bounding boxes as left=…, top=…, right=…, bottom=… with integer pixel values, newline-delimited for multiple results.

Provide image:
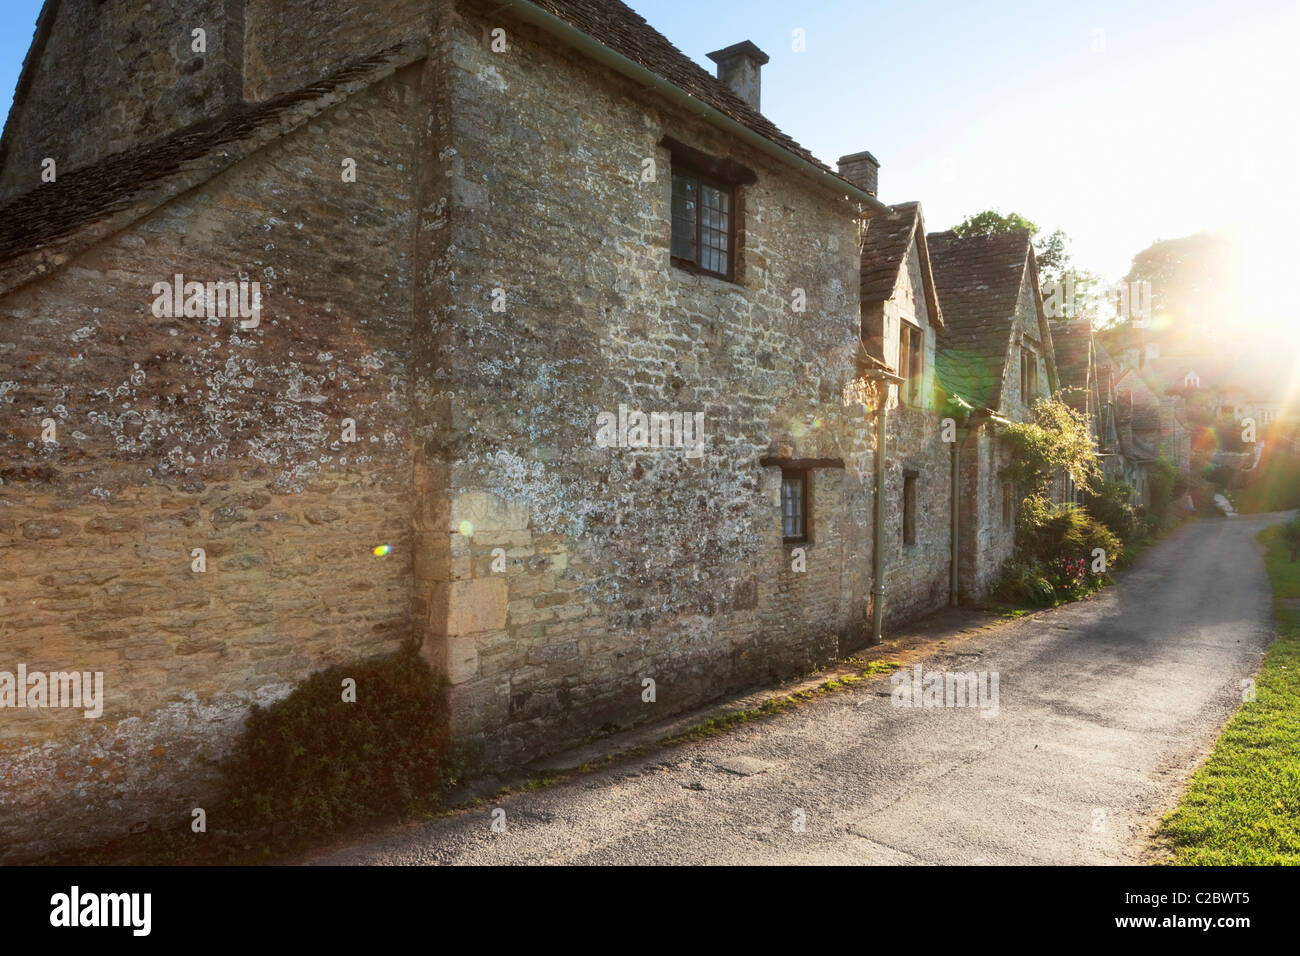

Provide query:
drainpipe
left=872, top=400, right=887, bottom=644
left=864, top=369, right=904, bottom=645
left=950, top=431, right=961, bottom=606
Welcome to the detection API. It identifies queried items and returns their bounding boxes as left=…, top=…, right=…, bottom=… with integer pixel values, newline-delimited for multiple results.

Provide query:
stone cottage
left=842, top=187, right=954, bottom=622
left=1112, top=367, right=1191, bottom=503
left=927, top=229, right=1057, bottom=600
left=0, top=0, right=897, bottom=860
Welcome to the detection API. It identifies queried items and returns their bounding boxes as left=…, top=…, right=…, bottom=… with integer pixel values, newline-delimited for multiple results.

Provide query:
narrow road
left=313, top=513, right=1286, bottom=865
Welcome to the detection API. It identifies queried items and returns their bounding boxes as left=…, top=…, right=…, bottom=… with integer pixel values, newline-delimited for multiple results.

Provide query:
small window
left=1002, top=481, right=1014, bottom=526
left=1020, top=347, right=1038, bottom=403
left=672, top=166, right=733, bottom=279
left=902, top=473, right=917, bottom=545
left=780, top=471, right=808, bottom=542
left=899, top=322, right=924, bottom=406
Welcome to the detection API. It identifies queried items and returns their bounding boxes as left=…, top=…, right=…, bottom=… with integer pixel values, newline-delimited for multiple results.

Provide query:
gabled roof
left=0, top=43, right=423, bottom=296
left=927, top=229, right=1036, bottom=411
left=0, top=0, right=866, bottom=297
left=858, top=201, right=943, bottom=329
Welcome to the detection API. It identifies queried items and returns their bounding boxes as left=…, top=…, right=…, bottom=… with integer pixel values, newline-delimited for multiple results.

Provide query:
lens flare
left=458, top=520, right=474, bottom=537
left=372, top=545, right=390, bottom=557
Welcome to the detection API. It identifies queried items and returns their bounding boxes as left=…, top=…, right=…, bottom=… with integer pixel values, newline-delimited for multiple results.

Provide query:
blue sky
left=2, top=0, right=1297, bottom=286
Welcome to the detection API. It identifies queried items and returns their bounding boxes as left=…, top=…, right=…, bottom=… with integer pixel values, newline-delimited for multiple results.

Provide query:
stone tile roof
left=1051, top=318, right=1093, bottom=413
left=1128, top=402, right=1162, bottom=431
left=927, top=229, right=1033, bottom=411
left=1119, top=428, right=1157, bottom=462
left=0, top=42, right=423, bottom=293
left=536, top=0, right=833, bottom=173
left=858, top=201, right=943, bottom=328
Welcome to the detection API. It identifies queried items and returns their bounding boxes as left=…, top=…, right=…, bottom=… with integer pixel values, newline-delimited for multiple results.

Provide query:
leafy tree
left=1121, top=231, right=1239, bottom=331
left=953, top=210, right=1038, bottom=238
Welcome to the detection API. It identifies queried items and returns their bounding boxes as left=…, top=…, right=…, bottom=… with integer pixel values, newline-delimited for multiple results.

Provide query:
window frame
left=670, top=163, right=736, bottom=282
left=899, top=320, right=924, bottom=406
left=779, top=468, right=810, bottom=544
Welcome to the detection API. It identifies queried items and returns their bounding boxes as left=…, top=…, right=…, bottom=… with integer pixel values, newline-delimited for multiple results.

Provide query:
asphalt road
left=312, top=512, right=1287, bottom=865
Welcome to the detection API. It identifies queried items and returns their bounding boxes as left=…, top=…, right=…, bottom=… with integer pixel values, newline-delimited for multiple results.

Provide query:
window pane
left=671, top=173, right=698, bottom=261
left=781, top=476, right=804, bottom=539
left=700, top=183, right=730, bottom=276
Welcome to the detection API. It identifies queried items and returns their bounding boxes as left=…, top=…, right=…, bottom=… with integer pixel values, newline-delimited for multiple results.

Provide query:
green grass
left=1157, top=523, right=1300, bottom=864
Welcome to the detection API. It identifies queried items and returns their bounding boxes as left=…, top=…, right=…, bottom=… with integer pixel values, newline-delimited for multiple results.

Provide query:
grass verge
left=1156, top=521, right=1300, bottom=864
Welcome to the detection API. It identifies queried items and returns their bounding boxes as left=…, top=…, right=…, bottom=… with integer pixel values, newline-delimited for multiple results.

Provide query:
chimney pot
left=837, top=150, right=880, bottom=198
left=707, top=40, right=769, bottom=112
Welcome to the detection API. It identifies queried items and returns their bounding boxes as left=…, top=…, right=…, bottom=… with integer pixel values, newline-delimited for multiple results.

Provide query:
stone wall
left=0, top=71, right=421, bottom=862
left=880, top=405, right=953, bottom=624
left=243, top=0, right=430, bottom=102
left=421, top=0, right=867, bottom=770
left=957, top=429, right=1016, bottom=600
left=999, top=274, right=1052, bottom=418
left=875, top=243, right=952, bottom=625
left=0, top=0, right=993, bottom=859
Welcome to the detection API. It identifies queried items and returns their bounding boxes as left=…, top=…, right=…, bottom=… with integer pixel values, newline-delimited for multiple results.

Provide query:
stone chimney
left=837, top=150, right=880, bottom=198
left=706, top=41, right=769, bottom=111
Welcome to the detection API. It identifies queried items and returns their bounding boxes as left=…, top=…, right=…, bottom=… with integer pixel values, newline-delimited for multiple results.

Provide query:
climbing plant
left=1000, top=395, right=1099, bottom=498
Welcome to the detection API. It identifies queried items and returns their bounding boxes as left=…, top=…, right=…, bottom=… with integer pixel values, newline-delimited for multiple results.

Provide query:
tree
left=952, top=210, right=1037, bottom=238
left=1121, top=232, right=1239, bottom=331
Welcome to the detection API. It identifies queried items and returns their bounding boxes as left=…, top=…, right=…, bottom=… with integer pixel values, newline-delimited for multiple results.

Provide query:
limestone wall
left=0, top=72, right=420, bottom=862
left=420, top=2, right=867, bottom=769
